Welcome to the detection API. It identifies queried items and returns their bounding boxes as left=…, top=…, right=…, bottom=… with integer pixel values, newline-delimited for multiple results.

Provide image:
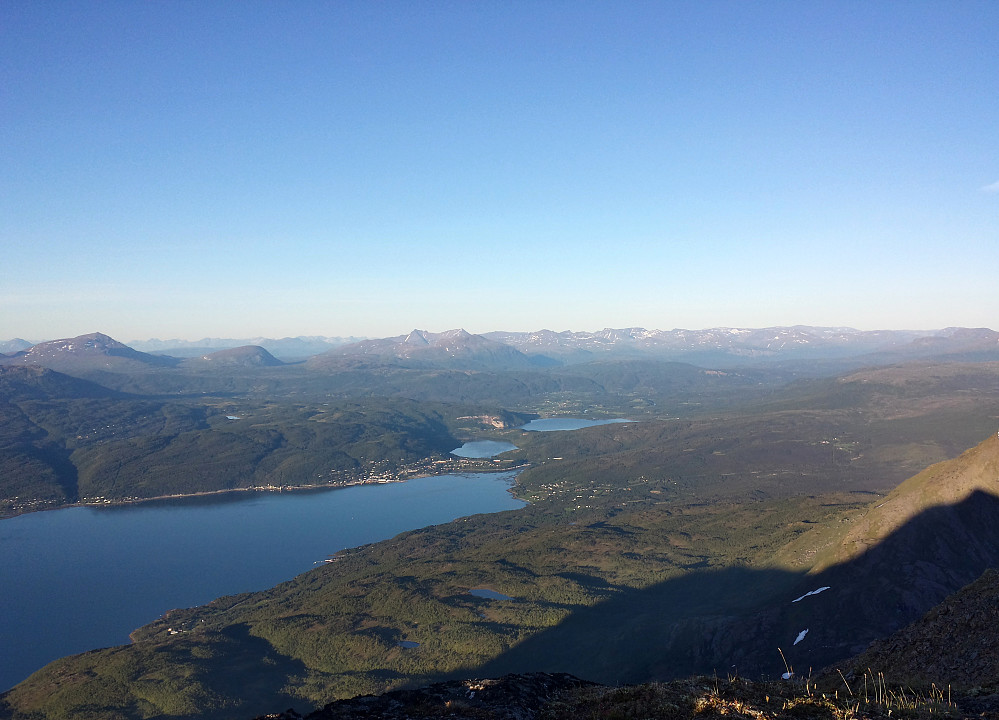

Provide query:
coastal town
left=66, top=452, right=528, bottom=510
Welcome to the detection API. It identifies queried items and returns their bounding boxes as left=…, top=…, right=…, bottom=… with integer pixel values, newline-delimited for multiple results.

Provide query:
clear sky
left=2, top=1, right=997, bottom=342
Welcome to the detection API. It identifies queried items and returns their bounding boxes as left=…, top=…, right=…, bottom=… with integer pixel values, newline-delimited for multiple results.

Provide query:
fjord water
left=0, top=472, right=525, bottom=691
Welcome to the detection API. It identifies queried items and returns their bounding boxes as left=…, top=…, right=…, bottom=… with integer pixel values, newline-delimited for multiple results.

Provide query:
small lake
left=0, top=472, right=525, bottom=691
left=521, top=418, right=633, bottom=432
left=451, top=440, right=518, bottom=458
left=468, top=588, right=512, bottom=600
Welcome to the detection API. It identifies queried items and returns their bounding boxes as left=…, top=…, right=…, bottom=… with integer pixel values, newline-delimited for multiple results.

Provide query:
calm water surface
left=451, top=440, right=518, bottom=458
left=521, top=417, right=633, bottom=432
left=0, top=472, right=524, bottom=691
left=468, top=588, right=513, bottom=600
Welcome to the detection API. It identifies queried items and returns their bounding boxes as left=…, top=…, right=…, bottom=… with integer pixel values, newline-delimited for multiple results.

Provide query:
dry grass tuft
left=540, top=673, right=972, bottom=720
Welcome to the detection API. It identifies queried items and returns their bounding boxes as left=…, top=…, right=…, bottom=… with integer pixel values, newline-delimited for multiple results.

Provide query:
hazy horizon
left=4, top=322, right=995, bottom=349
left=3, top=2, right=997, bottom=341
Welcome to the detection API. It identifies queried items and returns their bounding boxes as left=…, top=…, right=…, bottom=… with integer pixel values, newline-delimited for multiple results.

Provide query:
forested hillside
left=3, top=353, right=999, bottom=719
left=0, top=364, right=534, bottom=516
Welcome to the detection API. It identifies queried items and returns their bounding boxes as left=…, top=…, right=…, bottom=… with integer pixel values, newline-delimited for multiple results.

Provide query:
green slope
left=4, top=361, right=999, bottom=719
left=1, top=371, right=533, bottom=516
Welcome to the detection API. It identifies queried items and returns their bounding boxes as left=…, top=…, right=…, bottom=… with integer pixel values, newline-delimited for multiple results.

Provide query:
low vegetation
left=3, top=356, right=999, bottom=719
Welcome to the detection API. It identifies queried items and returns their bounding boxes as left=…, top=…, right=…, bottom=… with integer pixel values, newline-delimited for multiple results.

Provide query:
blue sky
left=2, top=1, right=996, bottom=341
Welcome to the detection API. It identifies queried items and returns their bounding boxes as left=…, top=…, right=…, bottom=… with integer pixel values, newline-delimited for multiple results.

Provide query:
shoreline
left=2, top=460, right=531, bottom=693
left=0, top=458, right=529, bottom=520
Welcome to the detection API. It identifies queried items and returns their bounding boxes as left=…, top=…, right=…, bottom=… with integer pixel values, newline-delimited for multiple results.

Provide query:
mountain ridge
left=308, top=329, right=548, bottom=372
left=182, top=345, right=284, bottom=368
left=128, top=336, right=363, bottom=360
left=819, top=431, right=999, bottom=570
left=7, top=326, right=998, bottom=369
left=1, top=332, right=179, bottom=373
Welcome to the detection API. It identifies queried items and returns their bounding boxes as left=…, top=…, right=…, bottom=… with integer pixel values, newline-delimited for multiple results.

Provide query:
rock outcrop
left=252, top=673, right=596, bottom=720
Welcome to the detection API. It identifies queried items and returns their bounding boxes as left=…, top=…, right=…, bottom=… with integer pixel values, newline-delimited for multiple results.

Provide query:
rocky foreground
left=254, top=670, right=993, bottom=720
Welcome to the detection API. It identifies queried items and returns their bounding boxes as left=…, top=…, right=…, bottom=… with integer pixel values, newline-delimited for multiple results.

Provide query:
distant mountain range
left=0, top=333, right=291, bottom=374
left=128, top=335, right=363, bottom=359
left=0, top=339, right=33, bottom=354
left=1, top=333, right=180, bottom=373
left=4, top=326, right=998, bottom=373
left=486, top=325, right=999, bottom=365
left=307, top=328, right=552, bottom=371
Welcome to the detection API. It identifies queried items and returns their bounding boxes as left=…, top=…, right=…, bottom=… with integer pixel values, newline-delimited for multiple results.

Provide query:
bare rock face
left=252, top=673, right=597, bottom=720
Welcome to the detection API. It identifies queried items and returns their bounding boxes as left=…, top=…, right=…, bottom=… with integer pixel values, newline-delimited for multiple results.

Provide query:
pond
left=468, top=588, right=513, bottom=600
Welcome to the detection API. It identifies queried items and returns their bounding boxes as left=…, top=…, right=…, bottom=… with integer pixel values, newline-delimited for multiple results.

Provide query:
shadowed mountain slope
left=468, top=492, right=999, bottom=684
left=261, top=567, right=999, bottom=720
left=837, top=567, right=999, bottom=693
left=815, top=427, right=999, bottom=570
left=479, top=434, right=999, bottom=682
